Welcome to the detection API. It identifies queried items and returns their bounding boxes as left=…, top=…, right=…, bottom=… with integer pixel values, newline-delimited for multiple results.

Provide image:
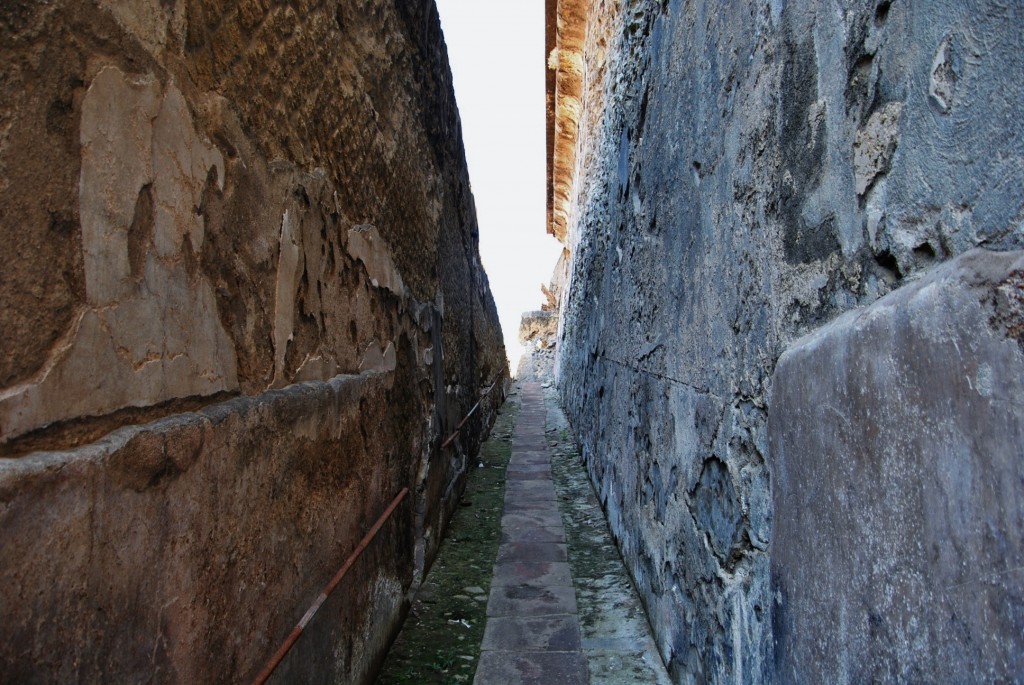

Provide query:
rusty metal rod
left=441, top=398, right=482, bottom=448
left=251, top=487, right=410, bottom=685
left=440, top=375, right=503, bottom=449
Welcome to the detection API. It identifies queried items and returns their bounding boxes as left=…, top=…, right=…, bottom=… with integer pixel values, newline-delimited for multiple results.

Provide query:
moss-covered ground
left=543, top=384, right=672, bottom=684
left=375, top=387, right=519, bottom=684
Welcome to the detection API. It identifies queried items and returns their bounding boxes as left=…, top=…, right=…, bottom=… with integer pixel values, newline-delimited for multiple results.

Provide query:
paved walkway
left=378, top=375, right=670, bottom=684
left=475, top=382, right=588, bottom=684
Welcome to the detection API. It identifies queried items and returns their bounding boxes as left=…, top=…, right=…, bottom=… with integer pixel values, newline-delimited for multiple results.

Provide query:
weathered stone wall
left=0, top=0, right=506, bottom=681
left=2, top=373, right=415, bottom=684
left=551, top=0, right=1024, bottom=682
left=519, top=310, right=559, bottom=348
left=770, top=249, right=1024, bottom=682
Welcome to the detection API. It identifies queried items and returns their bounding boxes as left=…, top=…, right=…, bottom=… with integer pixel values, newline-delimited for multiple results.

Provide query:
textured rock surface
left=551, top=1, right=1024, bottom=682
left=0, top=1, right=505, bottom=682
left=519, top=310, right=559, bottom=349
left=1, top=373, right=415, bottom=684
left=770, top=249, right=1024, bottom=682
left=546, top=0, right=587, bottom=243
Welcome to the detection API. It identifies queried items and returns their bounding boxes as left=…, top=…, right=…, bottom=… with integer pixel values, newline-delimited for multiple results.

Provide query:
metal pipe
left=441, top=398, right=482, bottom=448
left=251, top=487, right=410, bottom=685
left=440, top=375, right=503, bottom=449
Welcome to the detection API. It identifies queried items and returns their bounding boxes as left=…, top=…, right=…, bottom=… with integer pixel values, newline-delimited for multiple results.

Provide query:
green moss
left=375, top=389, right=519, bottom=684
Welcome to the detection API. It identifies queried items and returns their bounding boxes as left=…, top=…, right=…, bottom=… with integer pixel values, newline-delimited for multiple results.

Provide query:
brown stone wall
left=0, top=0, right=506, bottom=681
left=2, top=373, right=416, bottom=683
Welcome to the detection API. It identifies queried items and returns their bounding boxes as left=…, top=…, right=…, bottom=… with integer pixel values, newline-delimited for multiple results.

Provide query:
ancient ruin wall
left=0, top=1, right=506, bottom=682
left=553, top=1, right=1024, bottom=682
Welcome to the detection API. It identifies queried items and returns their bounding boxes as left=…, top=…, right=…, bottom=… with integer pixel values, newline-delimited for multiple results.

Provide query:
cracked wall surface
left=551, top=0, right=1024, bottom=682
left=0, top=1, right=506, bottom=682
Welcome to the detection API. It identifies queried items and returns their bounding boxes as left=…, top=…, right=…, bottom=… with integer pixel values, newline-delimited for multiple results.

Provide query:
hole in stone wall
left=692, top=456, right=741, bottom=563
left=875, top=1, right=891, bottom=26
left=45, top=97, right=73, bottom=137
left=912, top=241, right=937, bottom=260
left=128, top=183, right=155, bottom=281
left=874, top=249, right=903, bottom=280
left=48, top=210, right=75, bottom=235
left=638, top=88, right=650, bottom=133
left=853, top=54, right=873, bottom=82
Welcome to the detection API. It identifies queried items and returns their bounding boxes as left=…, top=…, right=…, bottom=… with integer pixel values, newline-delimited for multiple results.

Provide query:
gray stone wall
left=554, top=0, right=1024, bottom=682
left=770, top=249, right=1024, bottom=682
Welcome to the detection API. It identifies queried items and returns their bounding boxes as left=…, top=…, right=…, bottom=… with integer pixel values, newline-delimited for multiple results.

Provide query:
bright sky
left=435, top=1, right=562, bottom=374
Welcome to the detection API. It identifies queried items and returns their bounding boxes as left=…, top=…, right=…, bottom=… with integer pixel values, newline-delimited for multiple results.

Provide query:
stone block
left=486, top=584, right=579, bottom=619
left=0, top=374, right=411, bottom=683
left=770, top=249, right=1024, bottom=682
left=474, top=650, right=587, bottom=685
left=481, top=615, right=582, bottom=652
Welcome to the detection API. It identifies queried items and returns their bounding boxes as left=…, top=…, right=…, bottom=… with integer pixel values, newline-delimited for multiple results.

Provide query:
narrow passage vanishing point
left=475, top=382, right=587, bottom=684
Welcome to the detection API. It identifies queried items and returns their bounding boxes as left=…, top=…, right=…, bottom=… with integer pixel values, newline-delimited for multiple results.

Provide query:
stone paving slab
left=508, top=457, right=551, bottom=468
left=508, top=462, right=551, bottom=472
left=500, top=510, right=565, bottom=527
left=481, top=615, right=582, bottom=652
left=506, top=462, right=553, bottom=472
left=485, top=584, right=579, bottom=618
left=491, top=561, right=573, bottom=587
left=505, top=478, right=558, bottom=491
left=500, top=526, right=566, bottom=544
left=475, top=651, right=588, bottom=685
left=502, top=495, right=559, bottom=509
left=508, top=457, right=551, bottom=467
left=505, top=470, right=552, bottom=481
left=496, top=542, right=568, bottom=563
left=504, top=483, right=558, bottom=501
left=505, top=446, right=548, bottom=456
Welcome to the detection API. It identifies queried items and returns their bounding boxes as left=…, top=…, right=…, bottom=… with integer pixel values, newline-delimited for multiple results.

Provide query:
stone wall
left=770, top=249, right=1024, bottom=682
left=550, top=0, right=1024, bottom=682
left=0, top=1, right=506, bottom=682
left=519, top=310, right=559, bottom=349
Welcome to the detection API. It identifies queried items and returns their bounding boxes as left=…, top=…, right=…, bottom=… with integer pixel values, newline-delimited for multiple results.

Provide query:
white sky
left=435, top=1, right=562, bottom=374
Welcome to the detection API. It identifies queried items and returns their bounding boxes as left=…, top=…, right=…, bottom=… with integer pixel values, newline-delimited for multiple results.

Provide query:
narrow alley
left=3, top=3, right=1023, bottom=683
left=378, top=368, right=670, bottom=685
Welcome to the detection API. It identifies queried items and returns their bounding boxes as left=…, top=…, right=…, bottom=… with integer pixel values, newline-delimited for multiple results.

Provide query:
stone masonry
left=548, top=0, right=1024, bottom=682
left=0, top=1, right=506, bottom=682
